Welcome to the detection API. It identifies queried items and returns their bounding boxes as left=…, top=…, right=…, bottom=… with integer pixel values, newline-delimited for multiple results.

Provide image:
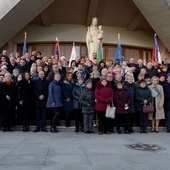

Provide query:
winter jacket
left=114, top=88, right=131, bottom=114
left=72, top=83, right=85, bottom=109
left=163, top=82, right=170, bottom=111
left=46, top=80, right=63, bottom=108
left=1, top=82, right=17, bottom=109
left=79, top=87, right=94, bottom=114
left=94, top=81, right=114, bottom=112
left=136, top=86, right=152, bottom=112
left=123, top=81, right=136, bottom=113
left=62, top=80, right=74, bottom=111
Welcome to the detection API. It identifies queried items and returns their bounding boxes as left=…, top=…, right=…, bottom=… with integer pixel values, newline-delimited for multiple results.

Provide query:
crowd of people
left=0, top=49, right=170, bottom=135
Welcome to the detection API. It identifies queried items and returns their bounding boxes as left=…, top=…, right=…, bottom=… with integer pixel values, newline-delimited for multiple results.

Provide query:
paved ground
left=0, top=130, right=170, bottom=170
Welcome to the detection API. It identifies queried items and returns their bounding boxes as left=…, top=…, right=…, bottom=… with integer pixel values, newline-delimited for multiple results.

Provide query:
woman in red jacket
left=95, top=77, right=114, bottom=135
left=114, top=82, right=131, bottom=134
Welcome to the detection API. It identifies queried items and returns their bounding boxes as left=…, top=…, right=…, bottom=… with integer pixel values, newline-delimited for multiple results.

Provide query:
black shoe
left=75, top=128, right=79, bottom=132
left=50, top=127, right=59, bottom=133
left=33, top=128, right=40, bottom=132
left=7, top=127, right=13, bottom=132
left=140, top=129, right=143, bottom=133
left=80, top=128, right=84, bottom=132
left=143, top=129, right=147, bottom=133
left=155, top=131, right=159, bottom=133
left=117, top=129, right=122, bottom=134
left=89, top=131, right=95, bottom=134
left=124, top=130, right=130, bottom=134
left=3, top=127, right=6, bottom=132
left=85, top=131, right=89, bottom=134
left=25, top=127, right=29, bottom=132
left=167, top=129, right=170, bottom=133
left=129, top=129, right=134, bottom=133
left=112, top=130, right=115, bottom=133
left=41, top=128, right=48, bottom=132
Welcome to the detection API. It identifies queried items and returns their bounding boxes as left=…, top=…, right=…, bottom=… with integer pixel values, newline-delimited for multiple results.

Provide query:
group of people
left=0, top=49, right=170, bottom=135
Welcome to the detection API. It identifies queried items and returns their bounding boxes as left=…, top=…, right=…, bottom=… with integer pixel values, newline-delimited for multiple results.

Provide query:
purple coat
left=114, top=88, right=131, bottom=114
left=95, top=81, right=114, bottom=112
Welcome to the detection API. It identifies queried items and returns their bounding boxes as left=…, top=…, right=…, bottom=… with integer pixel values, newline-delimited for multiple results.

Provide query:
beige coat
left=148, top=84, right=165, bottom=120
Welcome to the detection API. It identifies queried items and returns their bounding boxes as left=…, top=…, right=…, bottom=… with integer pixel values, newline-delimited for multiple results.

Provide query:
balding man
left=34, top=71, right=49, bottom=132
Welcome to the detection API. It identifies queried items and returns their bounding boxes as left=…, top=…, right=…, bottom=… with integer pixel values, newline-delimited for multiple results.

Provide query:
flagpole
left=25, top=31, right=27, bottom=39
left=118, top=33, right=120, bottom=42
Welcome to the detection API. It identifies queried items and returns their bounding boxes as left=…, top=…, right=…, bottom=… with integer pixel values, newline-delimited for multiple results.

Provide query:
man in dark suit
left=163, top=73, right=170, bottom=133
left=33, top=71, right=49, bottom=132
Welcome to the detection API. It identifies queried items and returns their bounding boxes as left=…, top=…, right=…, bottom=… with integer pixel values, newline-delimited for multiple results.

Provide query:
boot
left=7, top=127, right=13, bottom=132
left=50, top=126, right=59, bottom=133
left=3, top=127, right=6, bottom=132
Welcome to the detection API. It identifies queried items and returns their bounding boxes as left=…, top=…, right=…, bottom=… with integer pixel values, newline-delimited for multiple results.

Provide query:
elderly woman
left=114, top=81, right=131, bottom=134
left=95, top=77, right=114, bottom=135
left=1, top=73, right=17, bottom=132
left=136, top=79, right=152, bottom=133
left=148, top=76, right=165, bottom=132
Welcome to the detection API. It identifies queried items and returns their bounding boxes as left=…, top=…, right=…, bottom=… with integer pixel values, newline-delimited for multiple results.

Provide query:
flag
left=55, top=37, right=60, bottom=59
left=22, top=32, right=27, bottom=56
left=69, top=43, right=77, bottom=67
left=151, top=34, right=162, bottom=64
left=115, top=33, right=124, bottom=63
left=97, top=43, right=103, bottom=63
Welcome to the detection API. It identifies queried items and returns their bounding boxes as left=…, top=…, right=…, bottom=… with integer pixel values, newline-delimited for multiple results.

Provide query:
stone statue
left=86, top=17, right=103, bottom=60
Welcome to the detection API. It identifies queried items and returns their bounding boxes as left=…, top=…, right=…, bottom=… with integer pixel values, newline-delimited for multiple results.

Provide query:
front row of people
left=0, top=71, right=169, bottom=134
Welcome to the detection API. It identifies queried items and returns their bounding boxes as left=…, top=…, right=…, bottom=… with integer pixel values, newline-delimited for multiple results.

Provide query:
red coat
left=95, top=81, right=114, bottom=111
left=114, top=88, right=131, bottom=114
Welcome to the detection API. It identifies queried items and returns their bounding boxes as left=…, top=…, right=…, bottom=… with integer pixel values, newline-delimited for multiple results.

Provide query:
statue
left=86, top=17, right=103, bottom=60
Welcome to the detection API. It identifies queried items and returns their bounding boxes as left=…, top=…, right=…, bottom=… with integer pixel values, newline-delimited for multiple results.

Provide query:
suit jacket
left=34, top=78, right=49, bottom=107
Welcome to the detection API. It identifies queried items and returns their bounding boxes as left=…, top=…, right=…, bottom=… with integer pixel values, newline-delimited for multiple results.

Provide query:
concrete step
left=0, top=126, right=167, bottom=132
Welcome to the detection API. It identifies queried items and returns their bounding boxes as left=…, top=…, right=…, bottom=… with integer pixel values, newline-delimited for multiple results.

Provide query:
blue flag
left=22, top=33, right=27, bottom=56
left=115, top=41, right=123, bottom=63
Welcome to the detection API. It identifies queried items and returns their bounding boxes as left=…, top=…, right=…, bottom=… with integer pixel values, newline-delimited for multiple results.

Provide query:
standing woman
left=79, top=79, right=95, bottom=134
left=72, top=78, right=85, bottom=132
left=1, top=73, right=17, bottom=132
left=123, top=75, right=136, bottom=132
left=46, top=73, right=63, bottom=133
left=17, top=72, right=35, bottom=131
left=136, top=79, right=152, bottom=133
left=62, top=72, right=74, bottom=127
left=114, top=82, right=131, bottom=134
left=148, top=76, right=165, bottom=132
left=95, top=77, right=114, bottom=135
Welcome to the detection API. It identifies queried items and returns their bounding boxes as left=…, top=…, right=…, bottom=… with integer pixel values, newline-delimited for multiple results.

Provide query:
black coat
left=7, top=63, right=18, bottom=74
left=62, top=80, right=74, bottom=111
left=17, top=79, right=35, bottom=120
left=163, top=82, right=170, bottom=111
left=123, top=81, right=136, bottom=113
left=1, top=82, right=17, bottom=109
left=34, top=78, right=49, bottom=107
left=72, top=83, right=85, bottom=109
left=136, top=86, right=152, bottom=112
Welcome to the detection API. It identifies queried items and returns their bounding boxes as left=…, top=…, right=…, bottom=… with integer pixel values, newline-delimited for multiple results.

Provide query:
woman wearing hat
left=79, top=79, right=95, bottom=134
left=72, top=77, right=85, bottom=132
left=95, top=77, right=114, bottom=135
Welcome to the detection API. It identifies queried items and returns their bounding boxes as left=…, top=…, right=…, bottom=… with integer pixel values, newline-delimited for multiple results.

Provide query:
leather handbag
left=143, top=104, right=154, bottom=114
left=105, top=101, right=116, bottom=119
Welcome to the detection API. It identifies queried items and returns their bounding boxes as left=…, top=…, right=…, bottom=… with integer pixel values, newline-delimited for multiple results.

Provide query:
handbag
left=105, top=101, right=116, bottom=119
left=143, top=104, right=154, bottom=114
